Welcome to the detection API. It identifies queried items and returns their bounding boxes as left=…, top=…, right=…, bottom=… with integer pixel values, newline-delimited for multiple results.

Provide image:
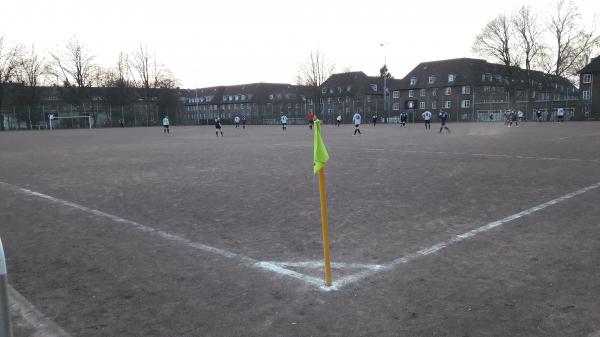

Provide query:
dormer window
left=583, top=74, right=592, bottom=83
left=321, top=87, right=327, bottom=94
left=370, top=84, right=378, bottom=92
left=448, top=74, right=455, bottom=82
left=410, top=77, right=417, bottom=86
left=428, top=76, right=436, bottom=84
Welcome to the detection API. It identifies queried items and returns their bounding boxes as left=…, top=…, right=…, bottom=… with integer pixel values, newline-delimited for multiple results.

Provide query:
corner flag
left=313, top=119, right=329, bottom=174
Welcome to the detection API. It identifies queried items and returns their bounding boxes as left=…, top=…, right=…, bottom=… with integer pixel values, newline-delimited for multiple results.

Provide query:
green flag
left=313, top=119, right=329, bottom=174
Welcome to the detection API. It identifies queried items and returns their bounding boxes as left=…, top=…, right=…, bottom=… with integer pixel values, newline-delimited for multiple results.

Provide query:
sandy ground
left=1, top=121, right=600, bottom=336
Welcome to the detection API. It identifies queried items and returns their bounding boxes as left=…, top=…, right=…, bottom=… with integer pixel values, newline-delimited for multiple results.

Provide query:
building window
left=369, top=84, right=378, bottom=92
left=461, top=100, right=471, bottom=108
left=554, top=94, right=560, bottom=101
left=419, top=101, right=426, bottom=109
left=322, top=87, right=327, bottom=94
left=393, top=102, right=400, bottom=111
left=408, top=90, right=414, bottom=98
left=428, top=75, right=436, bottom=84
left=393, top=91, right=399, bottom=98
left=367, top=95, right=371, bottom=102
left=346, top=85, right=351, bottom=92
left=583, top=90, right=591, bottom=100
left=329, top=88, right=334, bottom=94
left=431, top=101, right=437, bottom=109
left=432, top=88, right=437, bottom=96
left=444, top=101, right=452, bottom=108
left=583, top=74, right=592, bottom=83
left=410, top=77, right=417, bottom=86
left=531, top=90, right=536, bottom=98
left=445, top=87, right=452, bottom=95
left=448, top=74, right=455, bottom=82
left=420, top=89, right=426, bottom=97
left=235, top=95, right=239, bottom=101
left=461, top=86, right=471, bottom=95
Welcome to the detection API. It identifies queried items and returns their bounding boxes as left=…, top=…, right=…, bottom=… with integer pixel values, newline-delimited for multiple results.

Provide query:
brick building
left=180, top=83, right=313, bottom=125
left=318, top=72, right=402, bottom=124
left=388, top=58, right=581, bottom=122
left=578, top=56, right=600, bottom=120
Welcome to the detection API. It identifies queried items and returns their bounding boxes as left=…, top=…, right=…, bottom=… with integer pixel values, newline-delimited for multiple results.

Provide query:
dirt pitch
left=1, top=121, right=600, bottom=337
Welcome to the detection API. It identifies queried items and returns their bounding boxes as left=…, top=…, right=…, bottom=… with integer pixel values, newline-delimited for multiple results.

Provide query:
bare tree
left=0, top=35, right=23, bottom=130
left=295, top=50, right=335, bottom=115
left=130, top=44, right=178, bottom=125
left=512, top=6, right=545, bottom=111
left=542, top=0, right=600, bottom=81
left=16, top=44, right=48, bottom=128
left=473, top=14, right=519, bottom=67
left=51, top=36, right=97, bottom=123
left=513, top=6, right=544, bottom=75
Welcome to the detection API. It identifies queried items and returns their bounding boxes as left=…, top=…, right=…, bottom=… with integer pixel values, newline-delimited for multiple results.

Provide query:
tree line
left=0, top=35, right=179, bottom=130
left=472, top=0, right=599, bottom=84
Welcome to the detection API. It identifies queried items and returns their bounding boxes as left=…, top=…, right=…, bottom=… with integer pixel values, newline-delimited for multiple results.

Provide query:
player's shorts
left=282, top=122, right=287, bottom=125
left=355, top=124, right=360, bottom=128
left=215, top=125, right=221, bottom=129
left=425, top=120, right=431, bottom=124
left=163, top=125, right=169, bottom=128
left=309, top=120, right=314, bottom=124
left=441, top=120, right=446, bottom=126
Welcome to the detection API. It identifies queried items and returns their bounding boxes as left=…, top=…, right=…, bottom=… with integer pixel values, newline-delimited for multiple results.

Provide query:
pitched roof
left=579, top=56, right=600, bottom=73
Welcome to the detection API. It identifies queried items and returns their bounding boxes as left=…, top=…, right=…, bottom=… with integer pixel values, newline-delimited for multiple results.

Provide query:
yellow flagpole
left=318, top=168, right=332, bottom=286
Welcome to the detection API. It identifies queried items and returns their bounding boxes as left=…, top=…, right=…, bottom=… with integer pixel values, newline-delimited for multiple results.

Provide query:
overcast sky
left=1, top=0, right=598, bottom=88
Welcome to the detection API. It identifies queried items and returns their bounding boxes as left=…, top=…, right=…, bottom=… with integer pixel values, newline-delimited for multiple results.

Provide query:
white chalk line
left=329, top=181, right=600, bottom=289
left=269, top=143, right=599, bottom=163
left=0, top=181, right=340, bottom=291
left=550, top=133, right=600, bottom=141
left=264, top=260, right=384, bottom=270
left=2, top=180, right=599, bottom=292
left=8, top=285, right=73, bottom=337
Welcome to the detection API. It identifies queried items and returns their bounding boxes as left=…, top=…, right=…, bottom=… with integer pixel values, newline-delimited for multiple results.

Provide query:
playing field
left=1, top=122, right=600, bottom=337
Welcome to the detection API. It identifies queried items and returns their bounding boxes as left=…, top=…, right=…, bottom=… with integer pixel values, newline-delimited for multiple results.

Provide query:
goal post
left=49, top=115, right=93, bottom=130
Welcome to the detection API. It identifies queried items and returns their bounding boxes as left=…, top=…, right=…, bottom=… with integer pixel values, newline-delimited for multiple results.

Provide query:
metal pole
left=0, top=237, right=13, bottom=337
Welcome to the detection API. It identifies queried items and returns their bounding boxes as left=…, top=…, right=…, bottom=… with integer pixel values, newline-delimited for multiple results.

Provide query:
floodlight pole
left=379, top=43, right=388, bottom=122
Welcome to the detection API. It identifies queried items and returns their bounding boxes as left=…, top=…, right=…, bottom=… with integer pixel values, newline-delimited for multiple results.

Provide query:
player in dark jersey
left=214, top=117, right=223, bottom=137
left=438, top=110, right=451, bottom=133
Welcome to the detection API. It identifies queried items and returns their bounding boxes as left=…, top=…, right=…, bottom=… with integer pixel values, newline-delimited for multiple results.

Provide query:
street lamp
left=379, top=42, right=389, bottom=122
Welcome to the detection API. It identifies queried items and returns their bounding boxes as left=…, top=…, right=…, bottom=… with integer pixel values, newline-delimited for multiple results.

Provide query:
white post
left=0, top=237, right=13, bottom=337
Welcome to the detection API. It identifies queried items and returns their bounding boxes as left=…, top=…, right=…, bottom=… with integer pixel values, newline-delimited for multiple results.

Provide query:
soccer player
left=352, top=112, right=362, bottom=135
left=438, top=109, right=451, bottom=133
left=241, top=115, right=247, bottom=128
left=517, top=110, right=524, bottom=123
left=214, top=117, right=223, bottom=137
left=508, top=110, right=519, bottom=127
left=557, top=108, right=565, bottom=122
left=119, top=119, right=124, bottom=128
left=307, top=112, right=315, bottom=130
left=421, top=110, right=432, bottom=130
left=372, top=114, right=378, bottom=127
left=234, top=115, right=240, bottom=128
left=536, top=110, right=543, bottom=122
left=336, top=115, right=342, bottom=127
left=280, top=114, right=288, bottom=130
left=162, top=115, right=170, bottom=134
left=400, top=111, right=408, bottom=127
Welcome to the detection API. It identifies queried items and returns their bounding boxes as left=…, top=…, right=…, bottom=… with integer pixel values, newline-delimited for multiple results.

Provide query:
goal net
left=48, top=115, right=93, bottom=129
